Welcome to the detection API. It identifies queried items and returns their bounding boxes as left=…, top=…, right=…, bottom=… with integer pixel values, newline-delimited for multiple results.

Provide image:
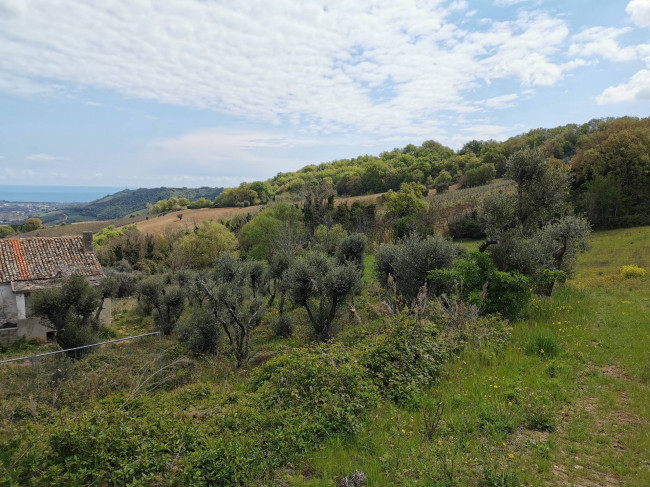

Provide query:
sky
left=0, top=0, right=648, bottom=189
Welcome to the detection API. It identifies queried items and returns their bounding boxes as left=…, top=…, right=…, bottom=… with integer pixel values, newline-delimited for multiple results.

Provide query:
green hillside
left=37, top=186, right=223, bottom=224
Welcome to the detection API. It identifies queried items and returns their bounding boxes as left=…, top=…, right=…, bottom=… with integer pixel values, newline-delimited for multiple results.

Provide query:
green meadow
left=288, top=226, right=649, bottom=486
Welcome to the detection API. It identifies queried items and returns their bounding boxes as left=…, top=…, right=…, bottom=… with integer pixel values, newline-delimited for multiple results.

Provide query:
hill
left=36, top=186, right=223, bottom=225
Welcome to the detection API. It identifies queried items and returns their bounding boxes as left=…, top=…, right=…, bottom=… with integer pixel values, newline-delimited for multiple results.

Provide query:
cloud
left=150, top=128, right=323, bottom=179
left=26, top=153, right=70, bottom=161
left=569, top=27, right=641, bottom=62
left=627, top=0, right=650, bottom=28
left=0, top=1, right=580, bottom=139
left=493, top=0, right=534, bottom=6
left=597, top=69, right=650, bottom=103
left=478, top=93, right=518, bottom=109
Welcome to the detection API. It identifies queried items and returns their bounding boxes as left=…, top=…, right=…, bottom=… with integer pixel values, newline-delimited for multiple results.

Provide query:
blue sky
left=0, top=0, right=648, bottom=188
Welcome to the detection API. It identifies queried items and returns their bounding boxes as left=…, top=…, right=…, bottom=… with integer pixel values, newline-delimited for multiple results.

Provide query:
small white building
left=0, top=232, right=109, bottom=346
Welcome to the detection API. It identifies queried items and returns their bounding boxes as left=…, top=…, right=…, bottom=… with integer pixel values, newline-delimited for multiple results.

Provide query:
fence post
left=157, top=331, right=163, bottom=371
left=30, top=354, right=35, bottom=396
left=34, top=355, right=40, bottom=397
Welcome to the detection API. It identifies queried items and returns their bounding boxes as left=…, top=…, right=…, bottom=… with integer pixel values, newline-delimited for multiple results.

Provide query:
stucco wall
left=0, top=283, right=18, bottom=322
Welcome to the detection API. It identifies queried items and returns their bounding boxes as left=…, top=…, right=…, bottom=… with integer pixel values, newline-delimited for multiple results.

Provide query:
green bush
left=251, top=343, right=379, bottom=435
left=429, top=252, right=531, bottom=319
left=361, top=315, right=447, bottom=405
left=3, top=344, right=379, bottom=486
left=271, top=313, right=294, bottom=338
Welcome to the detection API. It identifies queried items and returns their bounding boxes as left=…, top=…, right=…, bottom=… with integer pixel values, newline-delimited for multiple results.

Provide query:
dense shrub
left=458, top=163, right=496, bottom=188
left=0, top=225, right=16, bottom=238
left=271, top=313, right=294, bottom=338
left=361, top=315, right=447, bottom=405
left=3, top=344, right=378, bottom=486
left=375, top=233, right=465, bottom=306
left=22, top=217, right=42, bottom=232
left=177, top=303, right=221, bottom=355
left=251, top=343, right=379, bottom=435
left=429, top=252, right=531, bottom=319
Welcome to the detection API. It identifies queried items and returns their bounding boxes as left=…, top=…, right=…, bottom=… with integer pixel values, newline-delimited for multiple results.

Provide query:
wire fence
left=0, top=332, right=163, bottom=413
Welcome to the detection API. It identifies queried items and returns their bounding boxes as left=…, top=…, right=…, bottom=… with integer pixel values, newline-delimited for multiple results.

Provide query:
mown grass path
left=287, top=227, right=649, bottom=486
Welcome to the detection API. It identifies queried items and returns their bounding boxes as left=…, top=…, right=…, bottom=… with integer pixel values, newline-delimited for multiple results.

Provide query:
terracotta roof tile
left=0, top=236, right=103, bottom=283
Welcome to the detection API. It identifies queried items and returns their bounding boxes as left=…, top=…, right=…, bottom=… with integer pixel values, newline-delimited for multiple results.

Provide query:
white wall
left=0, top=283, right=18, bottom=323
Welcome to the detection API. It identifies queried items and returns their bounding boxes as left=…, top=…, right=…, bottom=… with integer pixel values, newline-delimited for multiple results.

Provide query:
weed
left=524, top=333, right=559, bottom=359
left=621, top=264, right=646, bottom=278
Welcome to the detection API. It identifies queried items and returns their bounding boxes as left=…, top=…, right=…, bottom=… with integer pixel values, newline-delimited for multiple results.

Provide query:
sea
left=0, top=185, right=127, bottom=203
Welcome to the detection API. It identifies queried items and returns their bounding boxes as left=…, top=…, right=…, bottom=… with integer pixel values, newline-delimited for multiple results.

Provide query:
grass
left=287, top=226, right=650, bottom=486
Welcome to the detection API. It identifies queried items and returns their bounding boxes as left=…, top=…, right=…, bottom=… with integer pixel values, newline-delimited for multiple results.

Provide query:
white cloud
left=493, top=0, right=533, bottom=7
left=569, top=27, right=641, bottom=62
left=478, top=93, right=518, bottom=109
left=597, top=69, right=650, bottom=103
left=26, top=153, right=70, bottom=162
left=627, top=0, right=650, bottom=28
left=0, top=1, right=579, bottom=139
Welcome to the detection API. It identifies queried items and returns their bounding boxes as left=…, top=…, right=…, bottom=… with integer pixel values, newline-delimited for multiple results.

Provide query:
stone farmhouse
left=0, top=231, right=109, bottom=346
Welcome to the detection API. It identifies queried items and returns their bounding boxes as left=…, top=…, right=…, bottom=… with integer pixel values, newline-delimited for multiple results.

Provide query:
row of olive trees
left=131, top=229, right=367, bottom=367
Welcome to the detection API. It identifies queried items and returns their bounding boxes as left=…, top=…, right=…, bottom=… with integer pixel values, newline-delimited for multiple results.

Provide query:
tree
left=375, top=233, right=465, bottom=306
left=286, top=252, right=360, bottom=341
left=198, top=254, right=267, bottom=367
left=137, top=275, right=186, bottom=335
left=171, top=221, right=238, bottom=269
left=0, top=225, right=16, bottom=238
left=383, top=182, right=429, bottom=238
left=505, top=147, right=570, bottom=231
left=459, top=164, right=496, bottom=188
left=22, top=217, right=42, bottom=232
left=336, top=233, right=367, bottom=270
left=239, top=202, right=304, bottom=260
left=480, top=148, right=590, bottom=294
left=31, top=275, right=103, bottom=358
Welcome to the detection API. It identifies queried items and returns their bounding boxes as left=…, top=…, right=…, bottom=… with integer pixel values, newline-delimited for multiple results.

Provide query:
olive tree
left=480, top=148, right=590, bottom=294
left=137, top=275, right=186, bottom=335
left=31, top=275, right=105, bottom=358
left=375, top=233, right=465, bottom=306
left=198, top=254, right=267, bottom=368
left=285, top=251, right=360, bottom=341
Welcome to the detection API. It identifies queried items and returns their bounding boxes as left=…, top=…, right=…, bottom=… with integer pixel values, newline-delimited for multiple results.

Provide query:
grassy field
left=19, top=213, right=147, bottom=237
left=132, top=205, right=262, bottom=235
left=285, top=226, right=650, bottom=486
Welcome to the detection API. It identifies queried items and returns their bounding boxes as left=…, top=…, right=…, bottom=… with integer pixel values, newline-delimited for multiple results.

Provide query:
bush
left=271, top=313, right=294, bottom=338
left=429, top=252, right=531, bottom=319
left=361, top=314, right=447, bottom=406
left=0, top=225, right=16, bottom=238
left=375, top=233, right=465, bottom=306
left=22, top=217, right=42, bottom=232
left=177, top=303, right=221, bottom=355
left=251, top=343, right=379, bottom=435
left=458, top=163, right=496, bottom=188
left=621, top=264, right=646, bottom=278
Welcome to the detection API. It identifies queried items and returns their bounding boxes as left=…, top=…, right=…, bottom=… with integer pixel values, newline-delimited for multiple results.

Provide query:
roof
left=0, top=236, right=103, bottom=287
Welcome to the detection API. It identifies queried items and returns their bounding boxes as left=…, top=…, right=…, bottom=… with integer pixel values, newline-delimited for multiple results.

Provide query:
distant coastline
left=0, top=185, right=128, bottom=203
